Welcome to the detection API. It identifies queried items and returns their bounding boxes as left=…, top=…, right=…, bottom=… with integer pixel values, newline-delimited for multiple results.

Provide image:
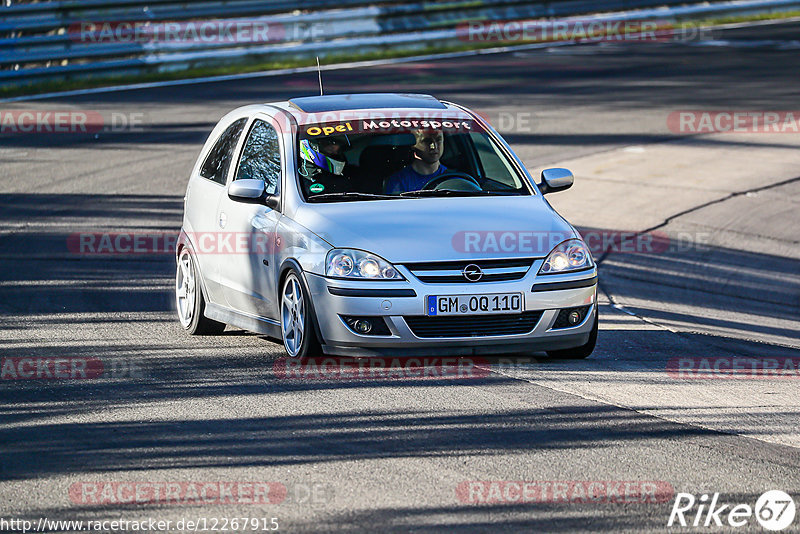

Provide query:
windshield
left=296, top=117, right=531, bottom=202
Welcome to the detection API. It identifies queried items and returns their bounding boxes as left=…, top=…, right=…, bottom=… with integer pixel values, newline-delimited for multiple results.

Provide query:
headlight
left=538, top=239, right=593, bottom=274
left=325, top=249, right=403, bottom=280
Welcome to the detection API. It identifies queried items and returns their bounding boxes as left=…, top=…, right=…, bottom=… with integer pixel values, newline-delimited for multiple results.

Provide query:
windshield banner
left=299, top=115, right=481, bottom=137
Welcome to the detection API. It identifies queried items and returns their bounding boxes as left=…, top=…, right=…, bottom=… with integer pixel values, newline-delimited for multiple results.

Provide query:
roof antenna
left=316, top=56, right=324, bottom=96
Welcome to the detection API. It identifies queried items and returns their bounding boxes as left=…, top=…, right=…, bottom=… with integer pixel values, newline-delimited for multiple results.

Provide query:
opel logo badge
left=462, top=264, right=483, bottom=282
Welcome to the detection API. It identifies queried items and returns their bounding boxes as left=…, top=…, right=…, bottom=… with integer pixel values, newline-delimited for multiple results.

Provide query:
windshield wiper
left=307, top=192, right=396, bottom=202
left=399, top=189, right=509, bottom=197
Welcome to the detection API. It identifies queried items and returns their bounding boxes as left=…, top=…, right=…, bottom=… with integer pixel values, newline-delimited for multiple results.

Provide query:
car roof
left=263, top=93, right=473, bottom=126
left=287, top=93, right=447, bottom=113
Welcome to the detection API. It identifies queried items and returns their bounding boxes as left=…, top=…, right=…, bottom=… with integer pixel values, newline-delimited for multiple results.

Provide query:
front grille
left=404, top=311, right=543, bottom=338
left=403, top=258, right=533, bottom=284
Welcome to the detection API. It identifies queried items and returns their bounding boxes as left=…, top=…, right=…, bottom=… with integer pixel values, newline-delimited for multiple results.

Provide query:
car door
left=216, top=115, right=283, bottom=320
left=184, top=117, right=248, bottom=305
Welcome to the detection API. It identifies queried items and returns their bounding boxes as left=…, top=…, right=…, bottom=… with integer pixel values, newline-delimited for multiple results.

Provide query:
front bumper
left=304, top=262, right=597, bottom=357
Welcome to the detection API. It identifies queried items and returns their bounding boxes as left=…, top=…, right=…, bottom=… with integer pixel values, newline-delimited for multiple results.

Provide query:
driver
left=385, top=129, right=447, bottom=194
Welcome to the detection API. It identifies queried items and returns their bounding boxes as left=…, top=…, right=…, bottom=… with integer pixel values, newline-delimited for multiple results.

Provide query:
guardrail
left=1, top=0, right=798, bottom=88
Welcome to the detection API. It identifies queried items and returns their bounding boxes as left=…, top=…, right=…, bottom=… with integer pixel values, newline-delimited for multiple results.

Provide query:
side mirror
left=538, top=168, right=574, bottom=195
left=228, top=179, right=279, bottom=209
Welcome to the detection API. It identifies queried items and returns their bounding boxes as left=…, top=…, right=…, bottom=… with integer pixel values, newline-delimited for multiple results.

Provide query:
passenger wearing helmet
left=299, top=135, right=367, bottom=196
left=300, top=136, right=347, bottom=174
left=385, top=129, right=447, bottom=194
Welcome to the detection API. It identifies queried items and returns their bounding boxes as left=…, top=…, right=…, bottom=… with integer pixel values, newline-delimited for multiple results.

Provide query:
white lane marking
left=691, top=38, right=800, bottom=47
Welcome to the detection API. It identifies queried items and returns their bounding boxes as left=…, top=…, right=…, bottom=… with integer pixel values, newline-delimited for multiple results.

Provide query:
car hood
left=291, top=196, right=577, bottom=263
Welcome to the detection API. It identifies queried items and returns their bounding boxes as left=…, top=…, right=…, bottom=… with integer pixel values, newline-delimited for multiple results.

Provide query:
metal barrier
left=1, top=0, right=798, bottom=88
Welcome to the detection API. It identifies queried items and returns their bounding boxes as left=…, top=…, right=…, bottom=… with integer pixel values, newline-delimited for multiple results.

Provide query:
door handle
left=218, top=212, right=227, bottom=228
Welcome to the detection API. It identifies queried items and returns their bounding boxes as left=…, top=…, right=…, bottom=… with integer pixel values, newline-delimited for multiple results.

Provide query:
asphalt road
left=1, top=20, right=799, bottom=533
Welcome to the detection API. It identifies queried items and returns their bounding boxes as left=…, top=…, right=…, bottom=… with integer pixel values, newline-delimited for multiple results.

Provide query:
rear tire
left=546, top=310, right=598, bottom=360
left=280, top=270, right=321, bottom=358
left=176, top=247, right=226, bottom=335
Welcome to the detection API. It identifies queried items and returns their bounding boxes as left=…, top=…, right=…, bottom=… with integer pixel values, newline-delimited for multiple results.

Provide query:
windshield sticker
left=361, top=119, right=472, bottom=132
left=305, top=122, right=354, bottom=136
left=309, top=183, right=325, bottom=193
left=302, top=119, right=476, bottom=137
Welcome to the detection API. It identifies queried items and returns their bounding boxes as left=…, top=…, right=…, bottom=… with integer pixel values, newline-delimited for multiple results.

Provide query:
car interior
left=298, top=130, right=510, bottom=197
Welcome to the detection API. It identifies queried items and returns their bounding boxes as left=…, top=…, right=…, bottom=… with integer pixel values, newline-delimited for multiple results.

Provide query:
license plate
left=426, top=293, right=523, bottom=316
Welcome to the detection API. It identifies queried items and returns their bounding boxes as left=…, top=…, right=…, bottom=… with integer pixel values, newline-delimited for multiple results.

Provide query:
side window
left=200, top=118, right=247, bottom=185
left=235, top=119, right=281, bottom=195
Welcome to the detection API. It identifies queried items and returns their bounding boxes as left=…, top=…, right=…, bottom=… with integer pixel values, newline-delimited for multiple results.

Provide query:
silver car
left=176, top=93, right=598, bottom=359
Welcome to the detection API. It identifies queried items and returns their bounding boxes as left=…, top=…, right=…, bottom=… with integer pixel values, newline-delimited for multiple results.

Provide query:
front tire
left=176, top=247, right=226, bottom=335
left=280, top=270, right=321, bottom=358
left=546, top=310, right=598, bottom=360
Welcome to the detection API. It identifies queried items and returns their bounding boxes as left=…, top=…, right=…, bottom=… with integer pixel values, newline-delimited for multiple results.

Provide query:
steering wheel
left=422, top=171, right=481, bottom=191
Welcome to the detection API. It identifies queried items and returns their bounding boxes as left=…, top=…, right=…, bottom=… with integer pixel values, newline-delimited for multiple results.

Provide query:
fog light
left=341, top=315, right=391, bottom=335
left=354, top=320, right=372, bottom=334
left=552, top=306, right=591, bottom=330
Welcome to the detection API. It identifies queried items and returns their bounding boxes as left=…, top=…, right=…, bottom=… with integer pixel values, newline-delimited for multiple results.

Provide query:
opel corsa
left=176, top=93, right=598, bottom=358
